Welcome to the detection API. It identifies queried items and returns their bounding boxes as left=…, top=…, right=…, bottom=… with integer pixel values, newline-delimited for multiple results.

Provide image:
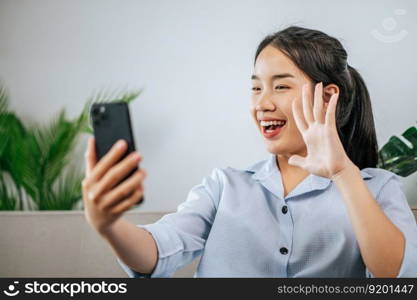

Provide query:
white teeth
left=260, top=120, right=286, bottom=126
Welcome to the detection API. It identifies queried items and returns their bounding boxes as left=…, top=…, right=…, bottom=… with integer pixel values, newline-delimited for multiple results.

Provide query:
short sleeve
left=117, top=168, right=223, bottom=278
left=365, top=174, right=417, bottom=278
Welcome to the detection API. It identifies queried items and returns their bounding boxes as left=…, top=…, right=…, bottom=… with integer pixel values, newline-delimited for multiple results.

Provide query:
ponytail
left=338, top=65, right=378, bottom=169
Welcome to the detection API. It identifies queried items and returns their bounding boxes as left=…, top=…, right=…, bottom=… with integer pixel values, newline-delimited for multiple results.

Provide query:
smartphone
left=90, top=102, right=144, bottom=204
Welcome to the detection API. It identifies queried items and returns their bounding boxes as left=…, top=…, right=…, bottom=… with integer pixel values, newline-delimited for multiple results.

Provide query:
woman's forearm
left=332, top=163, right=405, bottom=277
left=99, top=217, right=158, bottom=275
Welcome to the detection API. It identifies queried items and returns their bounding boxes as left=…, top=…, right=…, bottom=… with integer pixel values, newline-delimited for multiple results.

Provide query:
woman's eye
left=275, top=85, right=289, bottom=90
left=252, top=87, right=261, bottom=91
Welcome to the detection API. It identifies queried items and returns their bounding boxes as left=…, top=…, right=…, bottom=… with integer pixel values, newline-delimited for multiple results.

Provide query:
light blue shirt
left=118, top=153, right=417, bottom=277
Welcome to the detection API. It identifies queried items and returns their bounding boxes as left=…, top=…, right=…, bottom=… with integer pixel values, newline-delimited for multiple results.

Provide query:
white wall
left=0, top=0, right=416, bottom=211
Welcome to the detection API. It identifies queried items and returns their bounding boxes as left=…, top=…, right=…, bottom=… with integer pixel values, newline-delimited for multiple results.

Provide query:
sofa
left=1, top=208, right=416, bottom=277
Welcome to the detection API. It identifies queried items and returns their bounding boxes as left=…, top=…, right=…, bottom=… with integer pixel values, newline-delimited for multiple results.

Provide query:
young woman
left=82, top=26, right=417, bottom=277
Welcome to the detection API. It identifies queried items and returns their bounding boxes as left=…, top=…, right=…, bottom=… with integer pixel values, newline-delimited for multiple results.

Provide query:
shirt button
left=282, top=205, right=288, bottom=214
left=280, top=247, right=288, bottom=255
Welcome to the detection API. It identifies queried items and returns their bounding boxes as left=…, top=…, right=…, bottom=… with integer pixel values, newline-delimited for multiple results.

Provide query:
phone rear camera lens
left=92, top=107, right=100, bottom=115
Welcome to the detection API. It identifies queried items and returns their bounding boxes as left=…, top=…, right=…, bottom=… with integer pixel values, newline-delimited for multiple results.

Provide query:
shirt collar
left=244, top=153, right=373, bottom=200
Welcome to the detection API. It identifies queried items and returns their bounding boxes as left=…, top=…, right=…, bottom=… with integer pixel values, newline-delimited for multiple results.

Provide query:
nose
left=254, top=91, right=275, bottom=112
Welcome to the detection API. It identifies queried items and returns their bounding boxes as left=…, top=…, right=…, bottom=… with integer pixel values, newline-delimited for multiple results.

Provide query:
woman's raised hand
left=288, top=82, right=355, bottom=179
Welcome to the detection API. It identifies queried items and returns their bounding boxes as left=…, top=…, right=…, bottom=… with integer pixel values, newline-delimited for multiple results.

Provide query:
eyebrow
left=251, top=73, right=295, bottom=80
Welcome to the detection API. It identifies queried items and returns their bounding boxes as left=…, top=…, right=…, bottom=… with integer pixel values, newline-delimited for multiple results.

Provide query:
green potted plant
left=377, top=123, right=417, bottom=177
left=378, top=123, right=417, bottom=216
left=0, top=85, right=141, bottom=210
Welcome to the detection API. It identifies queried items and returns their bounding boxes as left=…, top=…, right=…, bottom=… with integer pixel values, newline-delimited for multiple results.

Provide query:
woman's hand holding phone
left=82, top=137, right=147, bottom=236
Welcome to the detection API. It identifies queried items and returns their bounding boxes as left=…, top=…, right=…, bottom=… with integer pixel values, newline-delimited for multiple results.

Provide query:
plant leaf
left=0, top=112, right=39, bottom=204
left=378, top=124, right=417, bottom=177
left=40, top=167, right=83, bottom=210
left=30, top=109, right=84, bottom=207
left=0, top=172, right=17, bottom=210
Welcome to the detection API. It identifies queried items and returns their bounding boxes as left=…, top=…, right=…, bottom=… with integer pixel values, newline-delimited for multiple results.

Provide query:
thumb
left=288, top=155, right=306, bottom=169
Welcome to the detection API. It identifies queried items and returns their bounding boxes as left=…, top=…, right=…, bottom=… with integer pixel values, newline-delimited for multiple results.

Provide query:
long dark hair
left=255, top=26, right=378, bottom=169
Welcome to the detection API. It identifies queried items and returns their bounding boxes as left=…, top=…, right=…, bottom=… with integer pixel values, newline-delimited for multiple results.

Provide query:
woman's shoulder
left=360, top=167, right=401, bottom=184
left=360, top=167, right=406, bottom=198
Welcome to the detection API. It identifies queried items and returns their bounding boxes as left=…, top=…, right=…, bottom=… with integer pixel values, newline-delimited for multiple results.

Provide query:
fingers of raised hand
left=325, top=93, right=339, bottom=128
left=302, top=83, right=314, bottom=124
left=313, top=82, right=325, bottom=124
left=292, top=95, right=308, bottom=133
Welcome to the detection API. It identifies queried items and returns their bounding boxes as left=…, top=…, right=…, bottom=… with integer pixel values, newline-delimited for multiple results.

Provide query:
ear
left=323, top=84, right=339, bottom=110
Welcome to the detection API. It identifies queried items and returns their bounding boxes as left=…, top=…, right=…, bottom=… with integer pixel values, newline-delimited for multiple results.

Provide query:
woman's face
left=250, top=45, right=312, bottom=158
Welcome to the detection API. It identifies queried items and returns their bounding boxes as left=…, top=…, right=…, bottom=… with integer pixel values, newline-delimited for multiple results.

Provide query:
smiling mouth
left=263, top=123, right=285, bottom=132
left=259, top=121, right=286, bottom=139
left=259, top=120, right=286, bottom=132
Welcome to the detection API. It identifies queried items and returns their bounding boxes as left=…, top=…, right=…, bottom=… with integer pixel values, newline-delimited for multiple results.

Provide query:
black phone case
left=90, top=102, right=144, bottom=204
